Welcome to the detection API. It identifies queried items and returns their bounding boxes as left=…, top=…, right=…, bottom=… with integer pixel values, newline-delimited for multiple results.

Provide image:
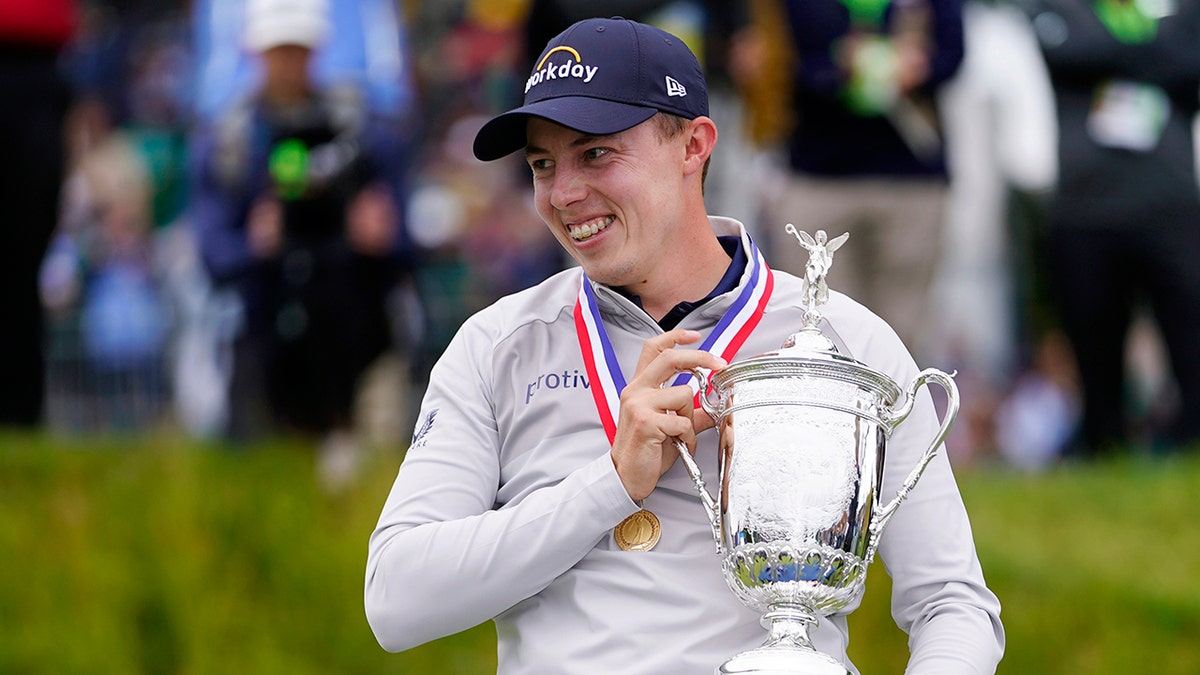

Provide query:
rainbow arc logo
left=525, top=45, right=600, bottom=93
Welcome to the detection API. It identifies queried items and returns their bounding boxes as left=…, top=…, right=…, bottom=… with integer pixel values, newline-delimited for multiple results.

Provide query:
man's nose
left=550, top=165, right=587, bottom=210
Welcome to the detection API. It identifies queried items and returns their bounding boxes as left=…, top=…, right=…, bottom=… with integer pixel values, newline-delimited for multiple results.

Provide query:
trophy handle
left=672, top=368, right=724, bottom=554
left=869, top=368, right=959, bottom=557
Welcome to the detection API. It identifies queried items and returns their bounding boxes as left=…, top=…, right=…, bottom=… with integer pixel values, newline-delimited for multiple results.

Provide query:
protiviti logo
left=525, top=45, right=599, bottom=94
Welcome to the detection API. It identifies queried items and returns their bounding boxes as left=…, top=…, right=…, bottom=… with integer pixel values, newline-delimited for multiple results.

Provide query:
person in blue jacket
left=188, top=0, right=412, bottom=461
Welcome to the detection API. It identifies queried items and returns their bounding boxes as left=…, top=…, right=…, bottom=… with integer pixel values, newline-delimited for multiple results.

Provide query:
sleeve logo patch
left=411, top=408, right=439, bottom=449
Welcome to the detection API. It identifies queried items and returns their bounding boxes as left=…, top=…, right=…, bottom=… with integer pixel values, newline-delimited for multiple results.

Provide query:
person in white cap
left=240, top=0, right=329, bottom=108
left=242, top=0, right=329, bottom=51
left=365, top=16, right=1002, bottom=674
left=189, top=0, right=410, bottom=489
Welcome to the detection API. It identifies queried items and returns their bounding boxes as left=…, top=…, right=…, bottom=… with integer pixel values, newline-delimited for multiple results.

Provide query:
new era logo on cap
left=665, top=76, right=687, bottom=98
left=472, top=17, right=710, bottom=161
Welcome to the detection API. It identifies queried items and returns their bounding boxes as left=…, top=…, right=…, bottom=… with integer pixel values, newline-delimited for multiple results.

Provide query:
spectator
left=192, top=0, right=416, bottom=127
left=0, top=0, right=78, bottom=427
left=189, top=0, right=411, bottom=487
left=46, top=0, right=195, bottom=434
left=764, top=0, right=965, bottom=357
left=1024, top=0, right=1200, bottom=456
left=42, top=132, right=171, bottom=431
left=927, top=0, right=1060, bottom=464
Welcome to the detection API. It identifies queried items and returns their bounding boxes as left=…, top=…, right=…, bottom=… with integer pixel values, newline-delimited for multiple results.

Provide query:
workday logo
left=525, top=45, right=600, bottom=94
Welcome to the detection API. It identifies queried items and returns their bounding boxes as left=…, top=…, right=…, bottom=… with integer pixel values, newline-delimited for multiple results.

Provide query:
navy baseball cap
left=472, top=17, right=709, bottom=161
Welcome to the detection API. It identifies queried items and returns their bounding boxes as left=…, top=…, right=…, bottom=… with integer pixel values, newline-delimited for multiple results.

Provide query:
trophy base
left=716, top=647, right=850, bottom=675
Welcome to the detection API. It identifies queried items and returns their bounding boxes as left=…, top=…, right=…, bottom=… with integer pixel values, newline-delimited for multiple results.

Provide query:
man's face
left=260, top=44, right=313, bottom=98
left=524, top=116, right=688, bottom=288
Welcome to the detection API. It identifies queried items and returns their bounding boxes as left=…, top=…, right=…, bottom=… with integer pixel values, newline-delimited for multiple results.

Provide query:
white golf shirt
left=365, top=217, right=1004, bottom=674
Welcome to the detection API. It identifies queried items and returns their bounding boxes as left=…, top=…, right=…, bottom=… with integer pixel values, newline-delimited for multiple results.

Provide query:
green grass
left=0, top=433, right=496, bottom=675
left=1, top=432, right=1198, bottom=674
left=850, top=452, right=1200, bottom=674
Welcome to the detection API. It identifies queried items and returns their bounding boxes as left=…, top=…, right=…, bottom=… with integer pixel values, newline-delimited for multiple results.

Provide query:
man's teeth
left=568, top=216, right=614, bottom=241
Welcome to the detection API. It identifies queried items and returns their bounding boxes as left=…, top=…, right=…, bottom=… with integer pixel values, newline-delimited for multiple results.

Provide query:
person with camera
left=190, top=0, right=408, bottom=483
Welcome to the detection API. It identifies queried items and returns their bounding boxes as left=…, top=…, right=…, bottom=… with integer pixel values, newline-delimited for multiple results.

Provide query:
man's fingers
left=620, top=381, right=696, bottom=422
left=692, top=409, right=717, bottom=435
left=632, top=345, right=727, bottom=390
left=636, top=329, right=703, bottom=372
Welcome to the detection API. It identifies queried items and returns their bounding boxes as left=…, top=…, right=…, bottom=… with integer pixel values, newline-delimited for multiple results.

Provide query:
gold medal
left=614, top=508, right=661, bottom=551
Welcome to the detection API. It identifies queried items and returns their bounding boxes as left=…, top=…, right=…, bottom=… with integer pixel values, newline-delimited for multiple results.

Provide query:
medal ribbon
left=574, top=226, right=774, bottom=444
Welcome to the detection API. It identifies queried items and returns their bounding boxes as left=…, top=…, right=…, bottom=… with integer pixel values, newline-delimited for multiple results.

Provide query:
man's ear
left=682, top=116, right=718, bottom=177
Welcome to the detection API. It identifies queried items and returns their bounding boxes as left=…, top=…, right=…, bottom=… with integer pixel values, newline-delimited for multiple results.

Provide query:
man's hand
left=610, top=329, right=726, bottom=502
left=247, top=196, right=283, bottom=258
left=346, top=183, right=399, bottom=256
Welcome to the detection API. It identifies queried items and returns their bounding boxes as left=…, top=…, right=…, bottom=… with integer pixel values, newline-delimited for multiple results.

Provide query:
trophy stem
left=760, top=604, right=818, bottom=650
left=717, top=603, right=849, bottom=675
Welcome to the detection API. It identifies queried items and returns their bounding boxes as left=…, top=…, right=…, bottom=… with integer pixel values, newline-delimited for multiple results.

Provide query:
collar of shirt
left=615, top=235, right=746, bottom=331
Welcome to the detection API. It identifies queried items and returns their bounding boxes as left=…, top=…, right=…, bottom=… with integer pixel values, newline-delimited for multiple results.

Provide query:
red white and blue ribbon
left=574, top=226, right=774, bottom=444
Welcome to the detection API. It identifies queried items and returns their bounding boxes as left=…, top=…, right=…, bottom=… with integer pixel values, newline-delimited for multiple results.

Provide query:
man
left=365, top=17, right=1002, bottom=674
left=522, top=0, right=760, bottom=225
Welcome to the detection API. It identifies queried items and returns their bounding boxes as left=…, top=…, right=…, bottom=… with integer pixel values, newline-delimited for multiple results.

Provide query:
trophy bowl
left=672, top=229, right=959, bottom=674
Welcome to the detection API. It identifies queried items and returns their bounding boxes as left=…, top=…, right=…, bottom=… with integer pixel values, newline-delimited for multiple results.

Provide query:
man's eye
left=584, top=147, right=609, bottom=160
left=529, top=158, right=552, bottom=171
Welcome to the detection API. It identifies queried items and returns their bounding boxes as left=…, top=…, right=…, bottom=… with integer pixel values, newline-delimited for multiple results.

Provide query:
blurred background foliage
left=1, top=432, right=1197, bottom=674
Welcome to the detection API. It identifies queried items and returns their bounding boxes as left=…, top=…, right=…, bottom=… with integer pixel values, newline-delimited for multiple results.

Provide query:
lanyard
left=573, top=226, right=774, bottom=444
left=1094, top=0, right=1158, bottom=44
left=840, top=0, right=892, bottom=28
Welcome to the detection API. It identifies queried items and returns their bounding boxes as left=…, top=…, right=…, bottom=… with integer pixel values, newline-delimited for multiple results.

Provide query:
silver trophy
left=675, top=226, right=959, bottom=674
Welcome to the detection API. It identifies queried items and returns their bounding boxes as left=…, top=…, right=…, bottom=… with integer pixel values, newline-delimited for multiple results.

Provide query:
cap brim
left=472, top=97, right=659, bottom=161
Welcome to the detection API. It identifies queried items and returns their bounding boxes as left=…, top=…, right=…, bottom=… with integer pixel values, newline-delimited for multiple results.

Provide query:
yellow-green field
left=2, top=432, right=1197, bottom=674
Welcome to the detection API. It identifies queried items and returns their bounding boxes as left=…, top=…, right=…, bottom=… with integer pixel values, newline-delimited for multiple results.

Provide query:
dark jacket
left=780, top=0, right=965, bottom=177
left=524, top=0, right=750, bottom=86
left=1024, top=0, right=1200, bottom=229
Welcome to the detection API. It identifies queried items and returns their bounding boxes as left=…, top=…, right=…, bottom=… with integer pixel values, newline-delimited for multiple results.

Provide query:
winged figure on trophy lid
left=785, top=225, right=848, bottom=325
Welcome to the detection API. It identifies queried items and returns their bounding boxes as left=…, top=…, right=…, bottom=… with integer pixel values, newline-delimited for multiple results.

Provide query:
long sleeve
left=819, top=296, right=1003, bottom=674
left=883, top=424, right=1005, bottom=674
left=364, top=311, right=638, bottom=652
left=859, top=318, right=1004, bottom=673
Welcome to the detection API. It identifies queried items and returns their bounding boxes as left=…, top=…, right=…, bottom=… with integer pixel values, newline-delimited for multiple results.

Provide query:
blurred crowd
left=2, top=0, right=1198, bottom=482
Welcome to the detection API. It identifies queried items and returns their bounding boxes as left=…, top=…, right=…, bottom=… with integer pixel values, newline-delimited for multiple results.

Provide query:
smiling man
left=365, top=17, right=1003, bottom=674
